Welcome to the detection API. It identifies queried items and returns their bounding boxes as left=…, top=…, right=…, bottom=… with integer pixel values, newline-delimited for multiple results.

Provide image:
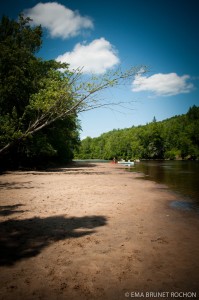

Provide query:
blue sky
left=1, top=0, right=199, bottom=138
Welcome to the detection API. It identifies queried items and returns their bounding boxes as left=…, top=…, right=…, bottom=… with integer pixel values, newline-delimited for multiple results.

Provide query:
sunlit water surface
left=130, top=160, right=199, bottom=213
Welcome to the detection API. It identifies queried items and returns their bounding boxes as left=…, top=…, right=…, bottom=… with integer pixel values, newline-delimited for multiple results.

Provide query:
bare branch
left=0, top=65, right=147, bottom=155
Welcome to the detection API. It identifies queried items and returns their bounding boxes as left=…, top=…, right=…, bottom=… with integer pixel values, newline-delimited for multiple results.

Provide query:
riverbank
left=0, top=162, right=199, bottom=300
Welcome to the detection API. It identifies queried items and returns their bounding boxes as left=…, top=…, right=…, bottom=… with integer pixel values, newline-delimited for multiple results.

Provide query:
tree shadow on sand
left=0, top=181, right=34, bottom=189
left=0, top=214, right=107, bottom=266
left=0, top=204, right=26, bottom=216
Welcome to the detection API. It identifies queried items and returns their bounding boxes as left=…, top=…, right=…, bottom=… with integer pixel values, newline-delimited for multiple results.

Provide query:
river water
left=130, top=160, right=199, bottom=212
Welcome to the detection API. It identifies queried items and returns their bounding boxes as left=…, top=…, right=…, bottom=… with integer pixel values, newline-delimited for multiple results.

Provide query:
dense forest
left=75, top=105, right=199, bottom=161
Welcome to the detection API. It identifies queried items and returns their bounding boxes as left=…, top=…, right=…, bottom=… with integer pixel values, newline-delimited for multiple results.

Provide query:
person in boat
left=113, top=157, right=117, bottom=164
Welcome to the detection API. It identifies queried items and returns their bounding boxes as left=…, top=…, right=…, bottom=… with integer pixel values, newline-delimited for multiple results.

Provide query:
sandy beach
left=0, top=162, right=199, bottom=300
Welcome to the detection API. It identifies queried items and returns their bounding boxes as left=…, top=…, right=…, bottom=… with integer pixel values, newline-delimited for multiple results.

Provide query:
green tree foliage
left=0, top=15, right=80, bottom=167
left=75, top=106, right=199, bottom=160
left=0, top=14, right=42, bottom=115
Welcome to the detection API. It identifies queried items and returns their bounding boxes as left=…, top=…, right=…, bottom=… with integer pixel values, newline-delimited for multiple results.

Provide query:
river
left=130, top=160, right=199, bottom=212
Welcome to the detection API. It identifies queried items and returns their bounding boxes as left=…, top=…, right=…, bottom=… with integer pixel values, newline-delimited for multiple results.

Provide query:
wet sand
left=0, top=162, right=199, bottom=300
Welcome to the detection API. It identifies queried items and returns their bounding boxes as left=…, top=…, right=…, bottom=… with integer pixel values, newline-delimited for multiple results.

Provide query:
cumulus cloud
left=56, top=38, right=120, bottom=74
left=132, top=72, right=194, bottom=96
left=24, top=2, right=93, bottom=39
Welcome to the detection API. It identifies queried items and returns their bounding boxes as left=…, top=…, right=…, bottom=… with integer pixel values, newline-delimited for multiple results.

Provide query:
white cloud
left=56, top=38, right=120, bottom=74
left=132, top=72, right=194, bottom=96
left=24, top=2, right=93, bottom=39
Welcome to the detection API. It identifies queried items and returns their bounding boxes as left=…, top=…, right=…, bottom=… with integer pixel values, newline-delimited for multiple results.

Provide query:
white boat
left=118, top=160, right=134, bottom=166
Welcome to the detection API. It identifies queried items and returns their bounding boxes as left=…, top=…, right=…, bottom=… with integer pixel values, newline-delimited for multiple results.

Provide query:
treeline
left=75, top=105, right=199, bottom=160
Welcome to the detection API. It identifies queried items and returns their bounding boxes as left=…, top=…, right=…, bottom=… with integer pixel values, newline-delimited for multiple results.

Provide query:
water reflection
left=170, top=201, right=199, bottom=213
left=130, top=160, right=199, bottom=209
